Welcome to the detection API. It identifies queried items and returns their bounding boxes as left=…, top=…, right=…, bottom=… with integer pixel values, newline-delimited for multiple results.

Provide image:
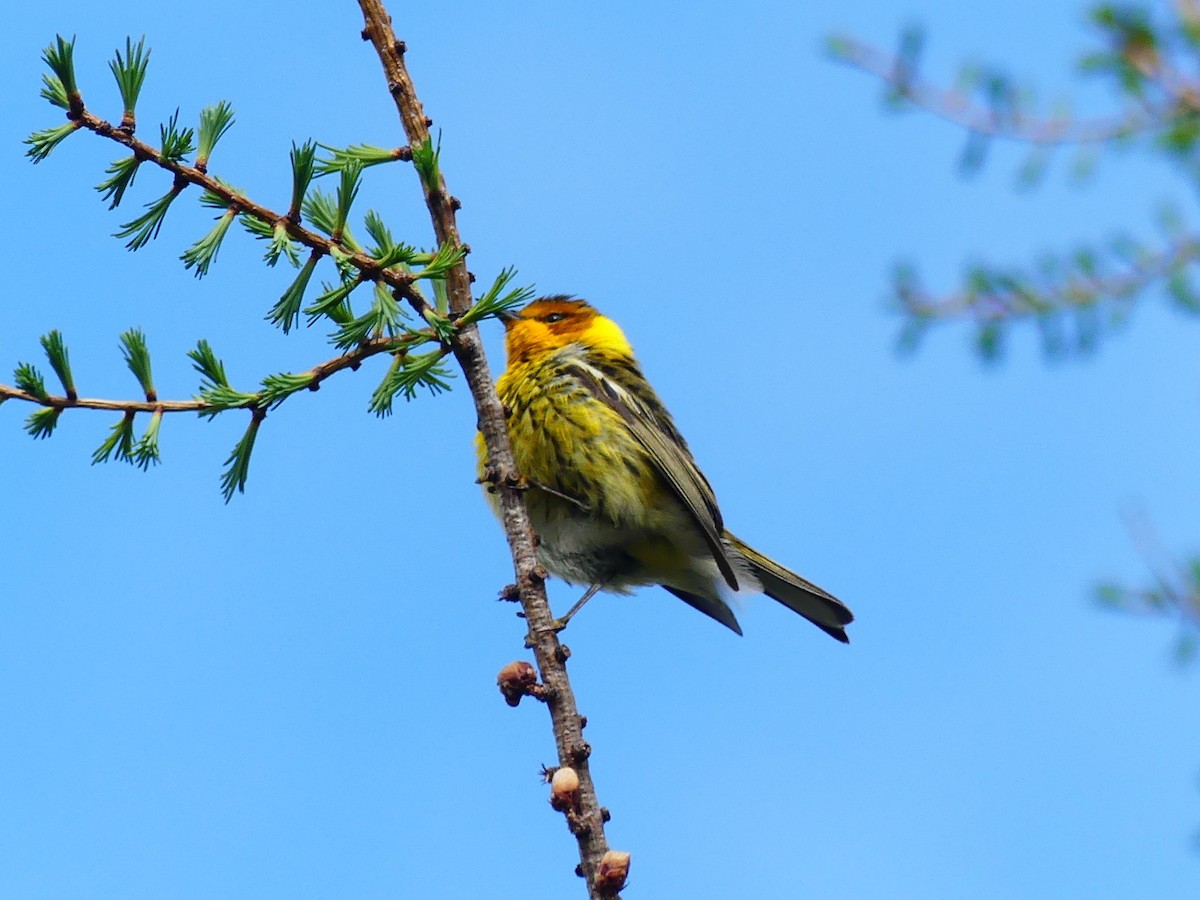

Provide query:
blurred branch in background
left=830, top=2, right=1200, bottom=362
left=1097, top=509, right=1200, bottom=666
left=832, top=2, right=1200, bottom=667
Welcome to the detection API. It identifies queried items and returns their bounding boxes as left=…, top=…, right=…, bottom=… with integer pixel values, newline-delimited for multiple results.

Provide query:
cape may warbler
left=476, top=296, right=853, bottom=641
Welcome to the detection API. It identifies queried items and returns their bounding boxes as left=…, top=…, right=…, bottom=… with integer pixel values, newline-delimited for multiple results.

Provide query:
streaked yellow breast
left=476, top=348, right=666, bottom=529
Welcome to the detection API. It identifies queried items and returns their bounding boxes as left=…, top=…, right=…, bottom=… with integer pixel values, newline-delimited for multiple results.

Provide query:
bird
left=475, top=295, right=853, bottom=642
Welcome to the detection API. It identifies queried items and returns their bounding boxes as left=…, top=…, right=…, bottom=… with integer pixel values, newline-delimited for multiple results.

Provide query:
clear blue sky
left=3, top=1, right=1198, bottom=897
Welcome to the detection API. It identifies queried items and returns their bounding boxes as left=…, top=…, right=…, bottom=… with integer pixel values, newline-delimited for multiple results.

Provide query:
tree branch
left=71, top=111, right=428, bottom=295
left=355, top=2, right=620, bottom=895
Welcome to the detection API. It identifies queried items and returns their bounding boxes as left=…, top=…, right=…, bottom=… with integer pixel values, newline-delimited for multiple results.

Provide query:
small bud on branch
left=594, top=851, right=631, bottom=894
left=497, top=660, right=538, bottom=707
left=549, top=766, right=581, bottom=812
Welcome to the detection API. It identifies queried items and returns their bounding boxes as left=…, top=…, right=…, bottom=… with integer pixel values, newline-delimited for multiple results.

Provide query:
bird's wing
left=563, top=355, right=740, bottom=591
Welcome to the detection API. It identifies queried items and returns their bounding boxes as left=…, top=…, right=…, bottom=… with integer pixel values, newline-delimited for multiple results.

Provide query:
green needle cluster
left=10, top=33, right=532, bottom=502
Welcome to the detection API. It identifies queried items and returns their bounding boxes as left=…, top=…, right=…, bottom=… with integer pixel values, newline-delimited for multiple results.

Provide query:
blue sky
left=3, top=1, right=1199, bottom=897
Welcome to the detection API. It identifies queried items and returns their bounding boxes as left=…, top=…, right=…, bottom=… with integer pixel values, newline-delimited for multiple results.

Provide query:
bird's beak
left=495, top=308, right=518, bottom=329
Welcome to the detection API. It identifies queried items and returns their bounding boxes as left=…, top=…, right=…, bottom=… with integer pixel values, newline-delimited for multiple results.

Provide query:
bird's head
left=496, top=296, right=634, bottom=363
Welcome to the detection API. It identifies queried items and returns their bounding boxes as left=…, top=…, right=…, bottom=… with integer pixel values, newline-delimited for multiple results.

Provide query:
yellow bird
left=476, top=296, right=853, bottom=641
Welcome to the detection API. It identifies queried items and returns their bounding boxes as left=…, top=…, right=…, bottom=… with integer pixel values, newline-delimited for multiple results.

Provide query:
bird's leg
left=551, top=582, right=605, bottom=632
left=525, top=478, right=590, bottom=512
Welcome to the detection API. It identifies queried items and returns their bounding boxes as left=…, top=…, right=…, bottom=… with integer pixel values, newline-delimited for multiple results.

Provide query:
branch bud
left=594, top=850, right=631, bottom=893
left=497, top=660, right=537, bottom=707
left=549, top=765, right=580, bottom=811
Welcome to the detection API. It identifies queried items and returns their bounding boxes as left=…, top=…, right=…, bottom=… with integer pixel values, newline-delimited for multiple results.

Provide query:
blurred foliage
left=834, top=2, right=1200, bottom=664
left=831, top=1, right=1200, bottom=362
left=1096, top=557, right=1200, bottom=666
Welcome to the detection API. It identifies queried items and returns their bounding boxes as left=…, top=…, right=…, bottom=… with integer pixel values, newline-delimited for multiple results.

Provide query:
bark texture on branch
left=355, top=2, right=617, bottom=894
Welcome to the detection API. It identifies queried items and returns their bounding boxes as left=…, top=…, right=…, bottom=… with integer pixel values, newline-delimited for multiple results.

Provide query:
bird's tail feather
left=726, top=534, right=853, bottom=643
left=662, top=586, right=744, bottom=635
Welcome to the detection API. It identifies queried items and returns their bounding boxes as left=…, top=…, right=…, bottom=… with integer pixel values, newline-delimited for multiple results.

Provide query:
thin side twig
left=0, top=332, right=428, bottom=416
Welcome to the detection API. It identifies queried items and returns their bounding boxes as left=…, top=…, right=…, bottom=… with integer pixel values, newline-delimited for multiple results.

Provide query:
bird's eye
left=543, top=312, right=568, bottom=323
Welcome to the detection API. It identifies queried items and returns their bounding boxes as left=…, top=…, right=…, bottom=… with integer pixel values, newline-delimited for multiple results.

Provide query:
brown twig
left=355, top=2, right=618, bottom=895
left=0, top=332, right=428, bottom=416
left=72, top=110, right=426, bottom=298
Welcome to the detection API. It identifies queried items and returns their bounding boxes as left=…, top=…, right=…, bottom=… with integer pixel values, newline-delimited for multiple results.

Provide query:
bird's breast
left=494, top=359, right=667, bottom=528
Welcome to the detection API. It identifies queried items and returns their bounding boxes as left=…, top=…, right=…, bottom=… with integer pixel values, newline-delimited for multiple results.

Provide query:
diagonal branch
left=356, top=2, right=619, bottom=896
left=72, top=109, right=429, bottom=308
